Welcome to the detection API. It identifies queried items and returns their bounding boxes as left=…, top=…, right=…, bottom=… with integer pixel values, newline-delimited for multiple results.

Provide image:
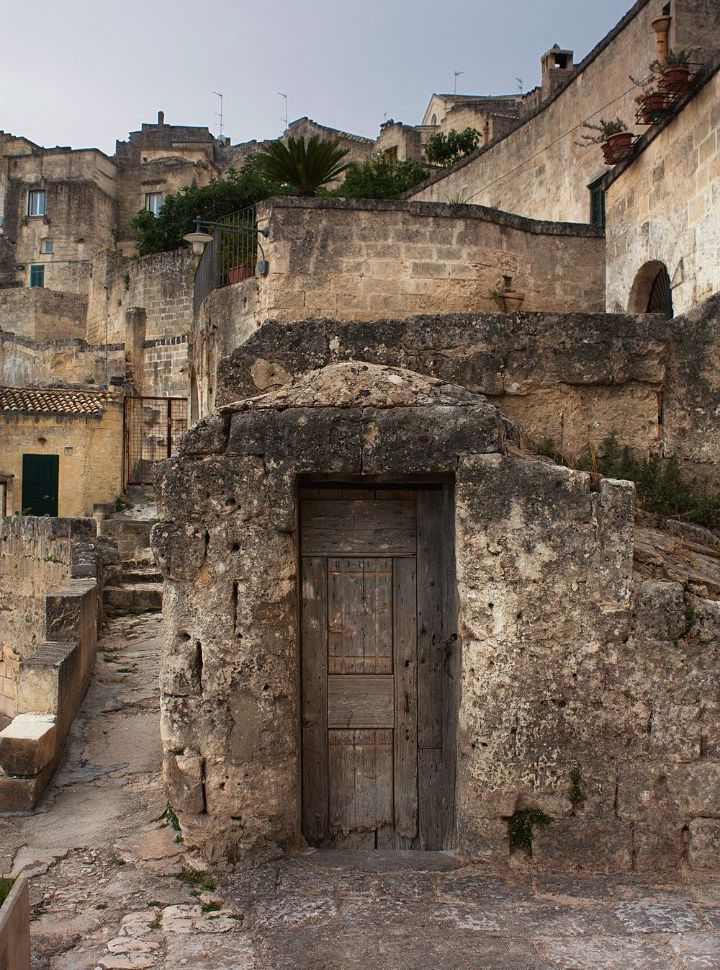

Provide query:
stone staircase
left=103, top=550, right=163, bottom=614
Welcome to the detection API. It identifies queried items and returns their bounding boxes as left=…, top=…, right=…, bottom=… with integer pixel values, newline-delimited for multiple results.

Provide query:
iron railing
left=193, top=204, right=258, bottom=312
left=124, top=396, right=189, bottom=486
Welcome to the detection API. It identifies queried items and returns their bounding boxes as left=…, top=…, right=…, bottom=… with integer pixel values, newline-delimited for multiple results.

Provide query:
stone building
left=409, top=0, right=720, bottom=221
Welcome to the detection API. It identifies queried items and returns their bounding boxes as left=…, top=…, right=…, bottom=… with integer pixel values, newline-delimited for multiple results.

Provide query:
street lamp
left=182, top=216, right=270, bottom=273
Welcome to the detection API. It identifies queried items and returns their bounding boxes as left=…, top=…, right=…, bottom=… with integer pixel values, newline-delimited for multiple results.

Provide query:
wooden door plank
left=301, top=556, right=328, bottom=843
left=327, top=675, right=394, bottom=728
left=327, top=558, right=392, bottom=674
left=416, top=490, right=445, bottom=749
left=418, top=748, right=444, bottom=850
left=440, top=484, right=459, bottom=848
left=393, top=556, right=418, bottom=841
left=328, top=729, right=393, bottom=834
left=301, top=500, right=416, bottom=556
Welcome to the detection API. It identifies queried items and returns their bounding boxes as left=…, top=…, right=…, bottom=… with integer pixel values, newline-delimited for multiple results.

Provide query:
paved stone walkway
left=0, top=613, right=718, bottom=969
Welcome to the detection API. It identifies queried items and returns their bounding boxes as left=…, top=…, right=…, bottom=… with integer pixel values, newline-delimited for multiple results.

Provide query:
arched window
left=430, top=114, right=437, bottom=126
left=628, top=261, right=673, bottom=318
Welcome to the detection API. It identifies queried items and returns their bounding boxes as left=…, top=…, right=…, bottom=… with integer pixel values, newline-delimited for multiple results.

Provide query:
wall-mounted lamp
left=182, top=216, right=270, bottom=275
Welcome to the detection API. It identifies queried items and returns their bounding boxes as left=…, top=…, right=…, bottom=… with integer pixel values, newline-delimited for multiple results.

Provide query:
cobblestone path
left=0, top=613, right=718, bottom=969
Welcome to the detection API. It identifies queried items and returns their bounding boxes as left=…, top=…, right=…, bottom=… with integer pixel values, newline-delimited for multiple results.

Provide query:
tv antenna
left=515, top=77, right=523, bottom=94
left=213, top=91, right=224, bottom=138
left=278, top=92, right=288, bottom=132
left=454, top=70, right=464, bottom=94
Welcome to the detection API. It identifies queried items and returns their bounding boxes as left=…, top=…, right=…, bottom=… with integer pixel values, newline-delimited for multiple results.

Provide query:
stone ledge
left=0, top=714, right=56, bottom=777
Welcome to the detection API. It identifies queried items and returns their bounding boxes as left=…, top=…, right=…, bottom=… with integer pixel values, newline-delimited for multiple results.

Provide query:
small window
left=589, top=178, right=605, bottom=228
left=430, top=114, right=437, bottom=126
left=40, top=238, right=53, bottom=254
left=145, top=192, right=163, bottom=217
left=27, top=189, right=46, bottom=217
left=29, top=264, right=45, bottom=288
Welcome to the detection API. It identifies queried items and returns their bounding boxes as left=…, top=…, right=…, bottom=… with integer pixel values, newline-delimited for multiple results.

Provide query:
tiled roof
left=0, top=386, right=110, bottom=416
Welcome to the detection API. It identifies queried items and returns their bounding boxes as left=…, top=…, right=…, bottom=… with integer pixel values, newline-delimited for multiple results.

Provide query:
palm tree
left=256, top=135, right=350, bottom=196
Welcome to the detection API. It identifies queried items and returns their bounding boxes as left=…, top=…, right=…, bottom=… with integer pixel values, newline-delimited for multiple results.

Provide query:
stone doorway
left=299, top=483, right=458, bottom=850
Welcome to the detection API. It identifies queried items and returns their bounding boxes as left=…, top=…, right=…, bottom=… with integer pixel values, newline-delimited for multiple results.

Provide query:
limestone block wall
left=409, top=0, right=720, bottom=222
left=153, top=362, right=720, bottom=871
left=142, top=335, right=189, bottom=398
left=5, top=149, right=116, bottom=294
left=0, top=517, right=100, bottom=810
left=0, top=289, right=87, bottom=341
left=0, top=404, right=124, bottom=517
left=0, top=517, right=93, bottom=717
left=86, top=249, right=194, bottom=348
left=0, top=333, right=125, bottom=388
left=254, top=197, right=605, bottom=322
left=215, top=302, right=720, bottom=478
left=606, top=66, right=720, bottom=317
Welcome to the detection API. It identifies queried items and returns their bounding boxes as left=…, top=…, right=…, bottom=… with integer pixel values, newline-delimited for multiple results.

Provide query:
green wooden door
left=22, top=454, right=59, bottom=516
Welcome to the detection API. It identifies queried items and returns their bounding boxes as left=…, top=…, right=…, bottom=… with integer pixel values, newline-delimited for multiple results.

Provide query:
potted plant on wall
left=632, top=77, right=669, bottom=125
left=658, top=49, right=693, bottom=95
left=580, top=118, right=634, bottom=165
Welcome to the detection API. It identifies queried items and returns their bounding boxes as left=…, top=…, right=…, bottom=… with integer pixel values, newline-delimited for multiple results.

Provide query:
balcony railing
left=193, top=204, right=258, bottom=313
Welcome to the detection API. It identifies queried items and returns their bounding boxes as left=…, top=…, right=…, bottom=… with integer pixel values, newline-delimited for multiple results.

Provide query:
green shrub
left=332, top=154, right=429, bottom=199
left=538, top=434, right=720, bottom=530
left=0, top=877, right=14, bottom=907
left=426, top=127, right=481, bottom=166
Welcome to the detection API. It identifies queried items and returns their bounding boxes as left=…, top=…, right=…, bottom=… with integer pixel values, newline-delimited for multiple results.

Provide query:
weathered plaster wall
left=0, top=333, right=125, bottom=388
left=214, top=302, right=720, bottom=478
left=0, top=289, right=87, bottom=341
left=0, top=404, right=123, bottom=517
left=409, top=1, right=720, bottom=222
left=153, top=362, right=720, bottom=871
left=606, top=67, right=720, bottom=317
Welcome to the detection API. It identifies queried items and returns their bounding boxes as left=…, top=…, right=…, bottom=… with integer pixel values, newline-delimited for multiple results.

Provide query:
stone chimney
left=541, top=45, right=575, bottom=100
left=157, top=110, right=165, bottom=126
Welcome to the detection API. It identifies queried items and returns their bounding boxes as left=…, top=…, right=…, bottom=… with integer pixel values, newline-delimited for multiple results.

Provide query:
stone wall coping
left=604, top=53, right=720, bottom=189
left=256, top=195, right=604, bottom=238
left=0, top=872, right=31, bottom=970
left=404, top=0, right=652, bottom=198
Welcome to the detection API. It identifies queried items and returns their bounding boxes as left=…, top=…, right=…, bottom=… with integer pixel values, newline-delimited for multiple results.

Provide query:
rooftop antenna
left=213, top=91, right=224, bottom=138
left=515, top=77, right=523, bottom=94
left=278, top=92, right=288, bottom=132
left=454, top=70, right=464, bottom=95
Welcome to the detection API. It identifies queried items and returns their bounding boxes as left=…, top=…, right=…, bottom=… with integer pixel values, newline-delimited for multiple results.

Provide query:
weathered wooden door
left=300, top=485, right=457, bottom=849
left=22, top=453, right=59, bottom=516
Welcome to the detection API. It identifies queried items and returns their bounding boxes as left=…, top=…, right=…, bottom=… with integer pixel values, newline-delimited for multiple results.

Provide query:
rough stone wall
left=0, top=517, right=76, bottom=716
left=0, top=404, right=124, bottom=517
left=190, top=278, right=260, bottom=419
left=0, top=288, right=87, bottom=341
left=86, top=249, right=194, bottom=348
left=6, top=150, right=116, bottom=293
left=214, top=305, right=720, bottom=478
left=0, top=333, right=125, bottom=388
left=606, top=67, right=720, bottom=317
left=153, top=361, right=720, bottom=871
left=409, top=1, right=720, bottom=221
left=251, top=198, right=604, bottom=325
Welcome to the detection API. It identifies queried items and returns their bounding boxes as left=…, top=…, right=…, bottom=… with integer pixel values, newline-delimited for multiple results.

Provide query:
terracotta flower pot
left=640, top=92, right=668, bottom=124
left=661, top=65, right=690, bottom=95
left=602, top=131, right=633, bottom=165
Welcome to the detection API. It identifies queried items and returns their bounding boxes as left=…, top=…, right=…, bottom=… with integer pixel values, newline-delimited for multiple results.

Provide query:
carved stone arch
left=628, top=260, right=673, bottom=317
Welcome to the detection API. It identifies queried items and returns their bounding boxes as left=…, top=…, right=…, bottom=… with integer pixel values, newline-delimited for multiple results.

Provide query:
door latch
left=432, top=632, right=457, bottom=651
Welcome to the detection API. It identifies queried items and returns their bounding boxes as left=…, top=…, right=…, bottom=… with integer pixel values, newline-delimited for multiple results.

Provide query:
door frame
left=296, top=474, right=459, bottom=849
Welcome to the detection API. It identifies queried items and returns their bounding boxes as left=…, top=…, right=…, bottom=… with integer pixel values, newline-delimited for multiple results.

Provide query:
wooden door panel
left=329, top=729, right=393, bottom=833
left=300, top=485, right=456, bottom=849
left=393, top=556, right=418, bottom=840
left=328, top=558, right=392, bottom=673
left=301, top=500, right=416, bottom=556
left=327, top=675, right=394, bottom=728
left=300, top=557, right=328, bottom=843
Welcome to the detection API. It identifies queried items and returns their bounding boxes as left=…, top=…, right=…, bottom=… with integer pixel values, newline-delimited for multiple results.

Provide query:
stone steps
left=104, top=582, right=162, bottom=614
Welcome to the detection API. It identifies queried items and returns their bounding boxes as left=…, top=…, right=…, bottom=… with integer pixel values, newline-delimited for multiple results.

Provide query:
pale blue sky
left=3, top=0, right=634, bottom=154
